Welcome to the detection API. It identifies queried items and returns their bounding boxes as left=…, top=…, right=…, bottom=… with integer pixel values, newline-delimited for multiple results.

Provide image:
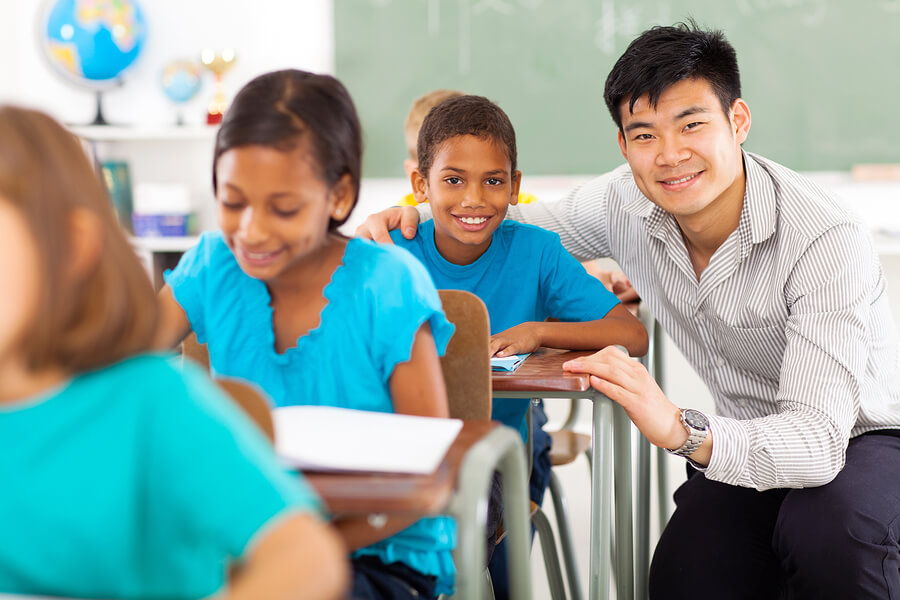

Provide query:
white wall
left=1, top=0, right=334, bottom=234
left=2, top=0, right=334, bottom=125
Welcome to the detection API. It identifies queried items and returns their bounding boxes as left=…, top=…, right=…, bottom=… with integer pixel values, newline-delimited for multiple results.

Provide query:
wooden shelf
left=70, top=125, right=218, bottom=142
left=130, top=235, right=200, bottom=253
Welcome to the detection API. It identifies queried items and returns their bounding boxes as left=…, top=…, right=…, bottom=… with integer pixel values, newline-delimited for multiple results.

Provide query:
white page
left=273, top=406, right=463, bottom=474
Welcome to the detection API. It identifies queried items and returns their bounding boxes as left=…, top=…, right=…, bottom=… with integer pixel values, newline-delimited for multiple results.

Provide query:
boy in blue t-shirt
left=390, top=94, right=648, bottom=597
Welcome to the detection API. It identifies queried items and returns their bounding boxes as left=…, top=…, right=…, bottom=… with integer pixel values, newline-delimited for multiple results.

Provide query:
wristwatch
left=666, top=408, right=709, bottom=460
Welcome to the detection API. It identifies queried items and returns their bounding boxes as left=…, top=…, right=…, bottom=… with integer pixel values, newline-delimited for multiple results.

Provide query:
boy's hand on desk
left=562, top=346, right=686, bottom=452
left=490, top=323, right=542, bottom=357
left=354, top=206, right=420, bottom=243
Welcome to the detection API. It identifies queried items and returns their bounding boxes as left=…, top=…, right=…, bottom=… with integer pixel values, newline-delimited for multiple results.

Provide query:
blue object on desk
left=491, top=353, right=531, bottom=372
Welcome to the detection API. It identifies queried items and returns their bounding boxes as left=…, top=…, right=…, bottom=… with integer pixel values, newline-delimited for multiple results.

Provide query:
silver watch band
left=666, top=408, right=709, bottom=459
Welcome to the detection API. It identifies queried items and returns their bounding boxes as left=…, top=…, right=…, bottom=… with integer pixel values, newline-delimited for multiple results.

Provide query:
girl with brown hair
left=0, top=105, right=347, bottom=600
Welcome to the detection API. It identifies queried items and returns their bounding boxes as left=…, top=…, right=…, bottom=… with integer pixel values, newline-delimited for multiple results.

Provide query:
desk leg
left=590, top=397, right=614, bottom=600
left=452, top=426, right=532, bottom=600
left=613, top=405, right=635, bottom=600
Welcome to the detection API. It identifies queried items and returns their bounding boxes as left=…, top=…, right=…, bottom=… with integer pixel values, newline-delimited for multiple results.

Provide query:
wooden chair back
left=438, top=289, right=492, bottom=421
left=215, top=378, right=276, bottom=443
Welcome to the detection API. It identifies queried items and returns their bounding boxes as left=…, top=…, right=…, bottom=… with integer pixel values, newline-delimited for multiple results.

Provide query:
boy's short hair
left=0, top=106, right=158, bottom=372
left=603, top=20, right=741, bottom=132
left=416, top=95, right=517, bottom=179
left=404, top=89, right=463, bottom=160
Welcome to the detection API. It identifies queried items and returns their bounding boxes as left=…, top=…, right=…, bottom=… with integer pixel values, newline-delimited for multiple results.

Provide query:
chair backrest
left=215, top=378, right=276, bottom=443
left=438, top=289, right=492, bottom=421
left=182, top=332, right=210, bottom=372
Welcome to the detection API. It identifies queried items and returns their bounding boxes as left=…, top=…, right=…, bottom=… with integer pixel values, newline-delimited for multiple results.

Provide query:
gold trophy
left=201, top=48, right=236, bottom=125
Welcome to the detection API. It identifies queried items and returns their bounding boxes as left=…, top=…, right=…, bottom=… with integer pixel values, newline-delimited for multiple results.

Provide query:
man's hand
left=353, top=206, right=421, bottom=243
left=563, top=346, right=687, bottom=450
left=489, top=323, right=542, bottom=357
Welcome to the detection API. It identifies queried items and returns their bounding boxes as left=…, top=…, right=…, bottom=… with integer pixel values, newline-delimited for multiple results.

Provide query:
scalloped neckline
left=254, top=239, right=355, bottom=363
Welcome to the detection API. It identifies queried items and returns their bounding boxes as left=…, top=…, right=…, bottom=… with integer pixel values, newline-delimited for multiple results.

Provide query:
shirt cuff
left=416, top=203, right=433, bottom=223
left=703, top=414, right=751, bottom=484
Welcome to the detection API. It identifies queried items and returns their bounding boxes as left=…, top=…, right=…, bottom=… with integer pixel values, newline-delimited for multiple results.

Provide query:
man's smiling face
left=617, top=77, right=750, bottom=227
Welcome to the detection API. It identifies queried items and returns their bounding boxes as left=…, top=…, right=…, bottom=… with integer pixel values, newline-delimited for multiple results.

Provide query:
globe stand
left=91, top=90, right=109, bottom=126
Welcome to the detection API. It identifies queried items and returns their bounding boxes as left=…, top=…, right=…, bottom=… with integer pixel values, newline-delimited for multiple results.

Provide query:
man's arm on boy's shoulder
left=354, top=205, right=422, bottom=243
left=506, top=172, right=619, bottom=262
left=356, top=171, right=616, bottom=257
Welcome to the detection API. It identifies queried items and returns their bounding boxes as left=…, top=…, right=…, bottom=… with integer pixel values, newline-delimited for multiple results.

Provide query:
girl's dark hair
left=213, top=69, right=363, bottom=229
left=604, top=20, right=741, bottom=132
left=416, top=95, right=517, bottom=179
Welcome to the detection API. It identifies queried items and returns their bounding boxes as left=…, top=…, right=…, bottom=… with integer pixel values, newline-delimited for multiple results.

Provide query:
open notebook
left=273, top=406, right=463, bottom=475
left=490, top=352, right=531, bottom=372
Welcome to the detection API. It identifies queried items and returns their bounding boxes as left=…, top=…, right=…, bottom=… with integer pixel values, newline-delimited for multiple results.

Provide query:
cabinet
left=72, top=125, right=218, bottom=288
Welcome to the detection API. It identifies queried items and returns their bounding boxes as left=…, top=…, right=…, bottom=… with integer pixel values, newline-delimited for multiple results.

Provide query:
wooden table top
left=491, top=347, right=597, bottom=394
left=304, top=420, right=497, bottom=517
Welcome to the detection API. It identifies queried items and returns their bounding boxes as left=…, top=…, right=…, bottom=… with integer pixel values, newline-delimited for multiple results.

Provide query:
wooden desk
left=493, top=348, right=635, bottom=600
left=306, top=420, right=533, bottom=600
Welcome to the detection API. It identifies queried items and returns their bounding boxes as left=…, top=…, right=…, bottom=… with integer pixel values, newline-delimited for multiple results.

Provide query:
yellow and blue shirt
left=398, top=191, right=538, bottom=207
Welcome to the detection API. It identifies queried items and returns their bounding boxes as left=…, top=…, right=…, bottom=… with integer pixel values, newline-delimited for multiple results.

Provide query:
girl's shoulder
left=336, top=238, right=440, bottom=309
left=344, top=237, right=432, bottom=282
left=78, top=354, right=190, bottom=395
left=76, top=354, right=234, bottom=420
left=189, top=230, right=235, bottom=268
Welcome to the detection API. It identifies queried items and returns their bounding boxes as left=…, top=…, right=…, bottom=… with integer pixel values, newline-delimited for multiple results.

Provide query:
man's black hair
left=604, top=20, right=741, bottom=132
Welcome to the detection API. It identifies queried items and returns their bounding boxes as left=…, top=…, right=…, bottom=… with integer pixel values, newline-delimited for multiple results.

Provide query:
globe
left=160, top=60, right=203, bottom=125
left=41, top=0, right=148, bottom=124
left=160, top=60, right=202, bottom=104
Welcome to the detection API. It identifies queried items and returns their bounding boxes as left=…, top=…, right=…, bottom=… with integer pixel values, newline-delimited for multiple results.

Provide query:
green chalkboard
left=336, top=0, right=900, bottom=178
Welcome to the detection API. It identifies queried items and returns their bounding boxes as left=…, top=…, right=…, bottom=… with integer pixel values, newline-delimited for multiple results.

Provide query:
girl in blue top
left=0, top=106, right=347, bottom=600
left=155, top=69, right=457, bottom=599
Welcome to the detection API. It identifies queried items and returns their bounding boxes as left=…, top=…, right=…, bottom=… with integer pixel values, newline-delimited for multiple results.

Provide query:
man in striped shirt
left=358, top=21, right=900, bottom=600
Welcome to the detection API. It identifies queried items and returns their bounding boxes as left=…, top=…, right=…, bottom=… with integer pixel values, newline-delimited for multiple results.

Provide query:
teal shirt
left=0, top=355, right=321, bottom=600
left=165, top=233, right=458, bottom=595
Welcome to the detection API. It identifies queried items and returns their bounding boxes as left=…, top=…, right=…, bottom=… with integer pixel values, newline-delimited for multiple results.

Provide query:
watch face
left=683, top=409, right=709, bottom=430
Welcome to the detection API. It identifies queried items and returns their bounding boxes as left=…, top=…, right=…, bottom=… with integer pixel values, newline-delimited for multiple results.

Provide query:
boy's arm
left=490, top=303, right=648, bottom=358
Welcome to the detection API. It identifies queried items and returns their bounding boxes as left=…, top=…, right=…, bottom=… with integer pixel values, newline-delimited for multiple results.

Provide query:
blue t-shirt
left=392, top=220, right=620, bottom=438
left=165, top=232, right=458, bottom=594
left=0, top=354, right=320, bottom=600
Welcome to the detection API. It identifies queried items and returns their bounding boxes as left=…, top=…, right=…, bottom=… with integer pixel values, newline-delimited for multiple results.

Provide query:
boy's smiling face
left=412, top=134, right=520, bottom=265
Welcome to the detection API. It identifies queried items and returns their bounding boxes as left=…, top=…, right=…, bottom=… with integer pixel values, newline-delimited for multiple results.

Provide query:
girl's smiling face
left=413, top=134, right=521, bottom=265
left=215, top=143, right=354, bottom=283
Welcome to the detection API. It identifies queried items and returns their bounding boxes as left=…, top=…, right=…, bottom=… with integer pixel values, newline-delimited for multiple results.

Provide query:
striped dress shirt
left=424, top=151, right=900, bottom=490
